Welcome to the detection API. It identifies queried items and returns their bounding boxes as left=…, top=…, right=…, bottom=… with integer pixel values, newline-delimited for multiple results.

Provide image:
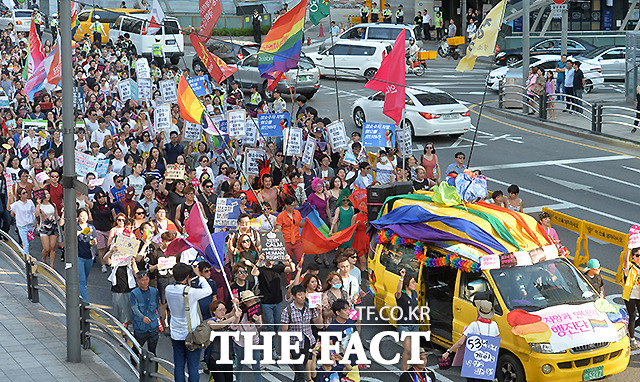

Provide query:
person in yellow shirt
left=623, top=246, right=640, bottom=350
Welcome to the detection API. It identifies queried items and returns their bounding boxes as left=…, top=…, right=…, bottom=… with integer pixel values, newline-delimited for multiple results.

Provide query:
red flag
left=364, top=30, right=406, bottom=125
left=267, top=71, right=284, bottom=92
left=301, top=223, right=358, bottom=255
left=199, top=0, right=222, bottom=42
left=190, top=31, right=237, bottom=84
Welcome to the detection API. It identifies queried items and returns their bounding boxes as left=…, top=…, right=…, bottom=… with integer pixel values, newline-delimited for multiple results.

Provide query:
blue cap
left=584, top=259, right=600, bottom=271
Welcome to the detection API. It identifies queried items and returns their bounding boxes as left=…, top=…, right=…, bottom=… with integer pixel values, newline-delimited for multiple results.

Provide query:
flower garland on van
left=376, top=230, right=481, bottom=273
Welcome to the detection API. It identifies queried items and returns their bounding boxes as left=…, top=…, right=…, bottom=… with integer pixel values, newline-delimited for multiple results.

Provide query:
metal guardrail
left=498, top=83, right=640, bottom=134
left=0, top=230, right=179, bottom=382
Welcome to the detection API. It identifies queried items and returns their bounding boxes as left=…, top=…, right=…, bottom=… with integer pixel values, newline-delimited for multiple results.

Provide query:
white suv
left=319, top=23, right=420, bottom=52
left=306, top=40, right=389, bottom=81
left=109, top=14, right=184, bottom=65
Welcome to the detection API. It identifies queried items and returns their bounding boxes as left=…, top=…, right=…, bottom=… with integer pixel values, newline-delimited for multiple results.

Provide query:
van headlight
left=529, top=343, right=565, bottom=354
left=616, top=325, right=627, bottom=342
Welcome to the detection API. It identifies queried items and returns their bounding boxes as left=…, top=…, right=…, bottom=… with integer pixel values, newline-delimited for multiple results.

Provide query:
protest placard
left=75, top=150, right=99, bottom=178
left=343, top=150, right=358, bottom=165
left=165, top=164, right=185, bottom=180
left=244, top=148, right=264, bottom=176
left=130, top=78, right=138, bottom=103
left=138, top=78, right=152, bottom=101
left=4, top=173, right=12, bottom=199
left=95, top=159, right=110, bottom=178
left=227, top=109, right=246, bottom=138
left=114, top=233, right=141, bottom=257
left=397, top=127, right=413, bottom=157
left=461, top=335, right=500, bottom=380
left=117, top=80, right=132, bottom=102
left=154, top=103, right=172, bottom=130
left=110, top=253, right=133, bottom=268
left=35, top=171, right=49, bottom=184
left=213, top=198, right=242, bottom=228
left=183, top=122, right=202, bottom=141
left=32, top=188, right=45, bottom=201
left=135, top=58, right=151, bottom=79
left=89, top=178, right=104, bottom=187
left=307, top=292, right=323, bottom=308
left=283, top=128, right=303, bottom=156
left=258, top=112, right=289, bottom=137
left=160, top=79, right=178, bottom=104
left=260, top=231, right=287, bottom=261
left=187, top=75, right=211, bottom=97
left=327, top=120, right=348, bottom=150
left=158, top=256, right=177, bottom=270
left=301, top=137, right=316, bottom=167
left=362, top=122, right=396, bottom=148
left=244, top=118, right=258, bottom=147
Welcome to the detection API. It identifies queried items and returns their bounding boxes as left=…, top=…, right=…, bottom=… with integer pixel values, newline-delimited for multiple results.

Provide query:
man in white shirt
left=20, top=128, right=40, bottom=150
left=422, top=10, right=432, bottom=40
left=165, top=263, right=212, bottom=382
left=126, top=163, right=146, bottom=199
left=84, top=108, right=100, bottom=134
left=337, top=256, right=361, bottom=304
left=75, top=128, right=90, bottom=152
left=91, top=117, right=112, bottom=145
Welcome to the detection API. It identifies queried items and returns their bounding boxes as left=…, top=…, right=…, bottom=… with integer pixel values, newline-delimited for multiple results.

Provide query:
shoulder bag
left=183, top=286, right=213, bottom=351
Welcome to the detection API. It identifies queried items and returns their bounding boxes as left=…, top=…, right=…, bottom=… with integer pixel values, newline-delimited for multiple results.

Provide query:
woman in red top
left=419, top=142, right=441, bottom=183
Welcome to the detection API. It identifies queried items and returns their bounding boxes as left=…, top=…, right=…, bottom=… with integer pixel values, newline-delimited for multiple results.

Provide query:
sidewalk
left=0, top=259, right=125, bottom=382
left=490, top=89, right=640, bottom=147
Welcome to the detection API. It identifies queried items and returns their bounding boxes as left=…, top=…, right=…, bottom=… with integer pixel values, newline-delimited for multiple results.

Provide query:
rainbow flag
left=258, top=0, right=307, bottom=79
left=177, top=75, right=204, bottom=124
left=589, top=318, right=608, bottom=329
left=203, top=112, right=229, bottom=154
left=71, top=9, right=79, bottom=38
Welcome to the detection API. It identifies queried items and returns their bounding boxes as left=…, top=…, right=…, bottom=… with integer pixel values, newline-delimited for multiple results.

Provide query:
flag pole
left=401, top=108, right=406, bottom=180
left=195, top=201, right=234, bottom=298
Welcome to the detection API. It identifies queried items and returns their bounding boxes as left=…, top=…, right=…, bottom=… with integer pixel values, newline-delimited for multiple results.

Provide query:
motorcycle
left=405, top=53, right=427, bottom=76
left=437, top=38, right=461, bottom=60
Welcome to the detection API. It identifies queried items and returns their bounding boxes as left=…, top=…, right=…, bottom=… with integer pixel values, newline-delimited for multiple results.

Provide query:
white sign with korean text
left=283, top=128, right=303, bottom=156
left=397, top=128, right=413, bottom=157
left=301, top=137, right=316, bottom=167
left=244, top=118, right=258, bottom=147
left=326, top=120, right=348, bottom=150
left=117, top=80, right=131, bottom=102
left=138, top=78, right=152, bottom=101
left=136, top=58, right=151, bottom=79
left=245, top=148, right=264, bottom=176
left=183, top=122, right=202, bottom=141
left=154, top=103, right=172, bottom=130
left=227, top=109, right=246, bottom=139
left=160, top=80, right=178, bottom=104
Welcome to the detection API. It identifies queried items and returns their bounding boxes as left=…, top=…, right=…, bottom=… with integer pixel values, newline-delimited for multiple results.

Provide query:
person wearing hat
left=623, top=242, right=640, bottom=350
left=395, top=4, right=404, bottom=24
left=583, top=259, right=604, bottom=298
left=442, top=297, right=499, bottom=375
left=227, top=81, right=244, bottom=108
left=231, top=289, right=263, bottom=381
left=272, top=89, right=286, bottom=113
left=399, top=346, right=436, bottom=382
left=91, top=14, right=106, bottom=49
left=382, top=3, right=392, bottom=23
left=50, top=13, right=59, bottom=40
left=360, top=1, right=370, bottom=23
left=247, top=84, right=262, bottom=114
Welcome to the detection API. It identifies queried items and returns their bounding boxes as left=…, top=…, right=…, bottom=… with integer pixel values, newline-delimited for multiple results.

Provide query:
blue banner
left=362, top=122, right=396, bottom=148
left=258, top=112, right=290, bottom=137
left=187, top=75, right=211, bottom=97
left=460, top=334, right=500, bottom=381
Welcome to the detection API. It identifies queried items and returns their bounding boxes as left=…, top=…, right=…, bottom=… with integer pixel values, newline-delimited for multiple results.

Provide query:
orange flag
left=301, top=223, right=357, bottom=255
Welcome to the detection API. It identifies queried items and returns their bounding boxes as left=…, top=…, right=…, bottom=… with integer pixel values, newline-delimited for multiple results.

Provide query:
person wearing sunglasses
left=8, top=186, right=36, bottom=255
left=45, top=169, right=64, bottom=216
left=419, top=142, right=441, bottom=183
left=623, top=245, right=640, bottom=350
left=256, top=202, right=277, bottom=233
left=445, top=151, right=467, bottom=177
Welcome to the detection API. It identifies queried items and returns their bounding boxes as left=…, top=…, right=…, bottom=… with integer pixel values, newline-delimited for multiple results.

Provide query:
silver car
left=229, top=53, right=320, bottom=100
left=0, top=9, right=33, bottom=32
left=577, top=46, right=625, bottom=81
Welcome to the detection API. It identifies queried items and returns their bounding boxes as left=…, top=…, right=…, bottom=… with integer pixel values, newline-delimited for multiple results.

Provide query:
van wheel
left=170, top=56, right=180, bottom=65
left=193, top=60, right=204, bottom=73
left=262, top=81, right=276, bottom=102
left=364, top=68, right=377, bottom=81
left=497, top=353, right=525, bottom=382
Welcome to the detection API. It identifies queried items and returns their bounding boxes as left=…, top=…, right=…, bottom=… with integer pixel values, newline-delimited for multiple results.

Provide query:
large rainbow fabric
left=71, top=10, right=79, bottom=37
left=373, top=192, right=553, bottom=262
left=258, top=0, right=307, bottom=79
left=177, top=75, right=204, bottom=124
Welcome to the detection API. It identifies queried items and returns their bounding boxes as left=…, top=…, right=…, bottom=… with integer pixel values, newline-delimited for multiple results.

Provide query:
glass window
left=121, top=18, right=143, bottom=34
left=379, top=243, right=420, bottom=277
left=538, top=61, right=556, bottom=70
left=490, top=258, right=597, bottom=312
left=405, top=94, right=415, bottom=106
left=603, top=49, right=624, bottom=60
left=414, top=92, right=458, bottom=106
left=350, top=46, right=375, bottom=55
left=243, top=55, right=258, bottom=67
left=296, top=57, right=315, bottom=70
left=344, top=27, right=363, bottom=39
left=424, top=265, right=456, bottom=339
left=164, top=20, right=180, bottom=35
left=15, top=10, right=32, bottom=18
left=92, top=10, right=119, bottom=24
left=372, top=92, right=385, bottom=101
left=328, top=44, right=350, bottom=55
left=368, top=27, right=394, bottom=40
left=78, top=11, right=90, bottom=22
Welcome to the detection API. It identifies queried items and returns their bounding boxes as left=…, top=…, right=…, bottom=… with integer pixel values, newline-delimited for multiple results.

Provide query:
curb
left=486, top=106, right=640, bottom=151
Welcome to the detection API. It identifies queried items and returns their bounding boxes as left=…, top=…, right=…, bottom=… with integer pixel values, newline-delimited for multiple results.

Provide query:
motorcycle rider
left=406, top=37, right=420, bottom=70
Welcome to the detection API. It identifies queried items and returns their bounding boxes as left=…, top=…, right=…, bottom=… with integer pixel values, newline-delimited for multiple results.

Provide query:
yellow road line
left=469, top=103, right=640, bottom=160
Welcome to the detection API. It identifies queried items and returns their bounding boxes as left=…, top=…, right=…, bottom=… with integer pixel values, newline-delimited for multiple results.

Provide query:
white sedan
left=0, top=9, right=33, bottom=32
left=352, top=87, right=471, bottom=138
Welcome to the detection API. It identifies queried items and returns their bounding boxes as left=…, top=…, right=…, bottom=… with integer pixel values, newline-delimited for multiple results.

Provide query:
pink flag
left=44, top=36, right=61, bottom=90
left=26, top=17, right=44, bottom=78
left=199, top=0, right=222, bottom=42
left=364, top=30, right=406, bottom=125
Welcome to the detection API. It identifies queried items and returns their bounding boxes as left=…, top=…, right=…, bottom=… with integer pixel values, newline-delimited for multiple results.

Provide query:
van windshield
left=490, top=258, right=597, bottom=312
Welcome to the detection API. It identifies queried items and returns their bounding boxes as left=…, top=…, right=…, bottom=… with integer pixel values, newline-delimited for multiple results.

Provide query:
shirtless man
left=260, top=174, right=278, bottom=211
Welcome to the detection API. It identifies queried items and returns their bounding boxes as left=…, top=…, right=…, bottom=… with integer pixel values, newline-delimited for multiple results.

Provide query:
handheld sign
left=130, top=79, right=139, bottom=103
left=213, top=198, right=241, bottom=228
left=35, top=171, right=50, bottom=184
left=135, top=57, right=151, bottom=79
left=260, top=231, right=287, bottom=261
left=244, top=118, right=258, bottom=147
left=283, top=128, right=303, bottom=156
left=138, top=78, right=152, bottom=101
left=227, top=109, right=246, bottom=138
left=75, top=150, right=99, bottom=178
left=160, top=79, right=178, bottom=104
left=244, top=148, right=264, bottom=176
left=183, top=121, right=202, bottom=141
left=32, top=188, right=45, bottom=201
left=158, top=255, right=177, bottom=270
left=187, top=75, right=211, bottom=97
left=307, top=292, right=323, bottom=308
left=95, top=158, right=110, bottom=178
left=327, top=120, right=348, bottom=150
left=258, top=112, right=289, bottom=137
left=461, top=334, right=500, bottom=380
left=110, top=253, right=133, bottom=268
left=117, top=80, right=132, bottom=102
left=362, top=122, right=396, bottom=148
left=397, top=128, right=412, bottom=157
left=154, top=103, right=172, bottom=130
left=165, top=164, right=186, bottom=180
left=301, top=137, right=316, bottom=167
left=114, top=234, right=141, bottom=257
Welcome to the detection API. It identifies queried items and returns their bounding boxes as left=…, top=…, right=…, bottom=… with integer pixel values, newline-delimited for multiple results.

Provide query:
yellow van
left=368, top=192, right=630, bottom=382
left=74, top=8, right=148, bottom=43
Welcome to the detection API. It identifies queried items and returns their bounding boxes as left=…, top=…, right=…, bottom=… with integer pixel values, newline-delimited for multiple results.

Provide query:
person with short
left=395, top=268, right=421, bottom=371
left=623, top=246, right=640, bottom=350
left=165, top=263, right=212, bottom=382
left=8, top=186, right=36, bottom=254
left=583, top=259, right=604, bottom=298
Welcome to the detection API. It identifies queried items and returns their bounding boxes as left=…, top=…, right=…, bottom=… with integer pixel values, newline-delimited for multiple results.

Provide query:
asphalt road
left=9, top=42, right=639, bottom=381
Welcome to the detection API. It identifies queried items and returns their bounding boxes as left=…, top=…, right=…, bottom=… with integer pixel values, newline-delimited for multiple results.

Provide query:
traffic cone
left=307, top=37, right=311, bottom=46
left=319, top=23, right=324, bottom=37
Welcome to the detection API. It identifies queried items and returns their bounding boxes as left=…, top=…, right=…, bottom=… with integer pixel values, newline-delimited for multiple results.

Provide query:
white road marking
left=557, top=164, right=640, bottom=190
left=486, top=133, right=523, bottom=143
left=488, top=176, right=637, bottom=225
left=537, top=174, right=640, bottom=208
left=622, top=165, right=640, bottom=174
left=479, top=155, right=631, bottom=171
left=319, top=85, right=368, bottom=99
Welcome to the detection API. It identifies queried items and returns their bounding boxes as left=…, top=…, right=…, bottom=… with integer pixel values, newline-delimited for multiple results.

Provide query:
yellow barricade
left=543, top=207, right=629, bottom=284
